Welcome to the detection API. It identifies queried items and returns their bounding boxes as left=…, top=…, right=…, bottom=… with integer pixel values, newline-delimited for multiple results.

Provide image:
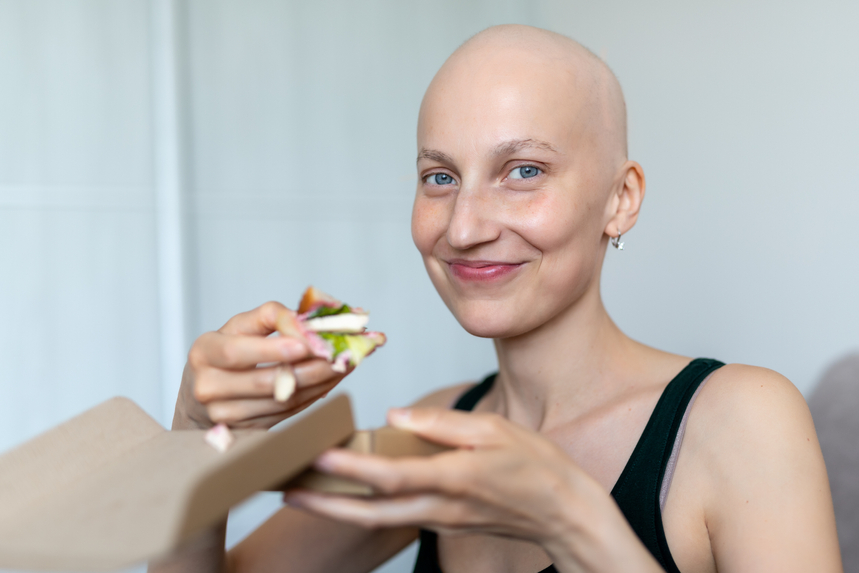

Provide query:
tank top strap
left=609, top=357, right=725, bottom=573
left=453, top=373, right=497, bottom=411
left=413, top=528, right=441, bottom=573
left=416, top=372, right=559, bottom=573
left=413, top=359, right=724, bottom=573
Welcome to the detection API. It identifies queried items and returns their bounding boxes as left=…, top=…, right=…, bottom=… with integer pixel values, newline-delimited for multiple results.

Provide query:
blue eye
left=509, top=166, right=541, bottom=179
left=426, top=173, right=454, bottom=185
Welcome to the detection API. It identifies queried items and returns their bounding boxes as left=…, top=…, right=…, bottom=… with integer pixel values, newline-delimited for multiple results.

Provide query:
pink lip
left=447, top=259, right=523, bottom=282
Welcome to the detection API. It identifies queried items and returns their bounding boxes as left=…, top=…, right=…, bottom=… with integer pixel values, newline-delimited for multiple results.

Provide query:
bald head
left=420, top=24, right=628, bottom=164
left=412, top=26, right=644, bottom=339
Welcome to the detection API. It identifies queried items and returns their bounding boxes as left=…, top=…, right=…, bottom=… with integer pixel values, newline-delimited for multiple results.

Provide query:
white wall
left=0, top=0, right=161, bottom=463
left=0, top=1, right=857, bottom=572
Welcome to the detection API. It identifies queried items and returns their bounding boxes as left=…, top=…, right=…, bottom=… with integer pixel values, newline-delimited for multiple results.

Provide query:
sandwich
left=274, top=286, right=386, bottom=401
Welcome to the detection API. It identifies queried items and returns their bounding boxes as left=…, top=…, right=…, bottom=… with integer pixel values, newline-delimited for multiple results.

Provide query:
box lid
left=0, top=394, right=354, bottom=571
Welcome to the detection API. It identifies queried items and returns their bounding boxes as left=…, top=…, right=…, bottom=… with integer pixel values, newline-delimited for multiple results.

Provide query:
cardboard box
left=284, top=426, right=450, bottom=496
left=0, top=394, right=448, bottom=571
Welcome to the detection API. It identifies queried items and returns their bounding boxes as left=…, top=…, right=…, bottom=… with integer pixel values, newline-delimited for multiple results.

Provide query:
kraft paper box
left=0, top=394, right=447, bottom=571
left=285, top=425, right=449, bottom=495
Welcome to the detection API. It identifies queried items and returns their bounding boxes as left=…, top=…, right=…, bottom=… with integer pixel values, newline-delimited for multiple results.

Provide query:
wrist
left=171, top=389, right=209, bottom=430
left=538, top=470, right=603, bottom=570
left=540, top=472, right=663, bottom=573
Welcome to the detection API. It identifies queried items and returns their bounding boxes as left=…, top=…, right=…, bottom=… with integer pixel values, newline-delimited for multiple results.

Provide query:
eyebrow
left=492, top=138, right=558, bottom=156
left=416, top=148, right=454, bottom=164
left=417, top=138, right=558, bottom=165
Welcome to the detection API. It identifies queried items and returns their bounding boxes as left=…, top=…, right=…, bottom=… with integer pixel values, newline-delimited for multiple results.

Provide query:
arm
left=150, top=311, right=463, bottom=573
left=283, top=366, right=843, bottom=573
left=677, top=365, right=843, bottom=572
left=149, top=301, right=394, bottom=573
left=284, top=408, right=664, bottom=573
left=148, top=509, right=418, bottom=573
left=222, top=386, right=474, bottom=573
left=228, top=507, right=416, bottom=573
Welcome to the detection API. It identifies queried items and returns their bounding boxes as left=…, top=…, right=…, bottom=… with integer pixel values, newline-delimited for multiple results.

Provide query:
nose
left=446, top=184, right=502, bottom=250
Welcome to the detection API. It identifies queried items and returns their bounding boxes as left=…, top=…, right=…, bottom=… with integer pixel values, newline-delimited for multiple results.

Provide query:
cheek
left=518, top=170, right=609, bottom=253
left=511, top=193, right=579, bottom=253
left=411, top=196, right=448, bottom=255
left=510, top=190, right=605, bottom=306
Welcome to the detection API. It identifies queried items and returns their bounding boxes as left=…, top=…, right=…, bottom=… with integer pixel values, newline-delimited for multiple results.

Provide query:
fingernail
left=274, top=366, right=296, bottom=402
left=314, top=451, right=336, bottom=472
left=388, top=408, right=413, bottom=427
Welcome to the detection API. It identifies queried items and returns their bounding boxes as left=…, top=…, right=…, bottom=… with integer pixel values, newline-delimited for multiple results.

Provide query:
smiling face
left=411, top=26, right=637, bottom=339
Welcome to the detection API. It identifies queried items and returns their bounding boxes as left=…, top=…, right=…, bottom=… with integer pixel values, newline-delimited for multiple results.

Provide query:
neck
left=491, top=282, right=635, bottom=431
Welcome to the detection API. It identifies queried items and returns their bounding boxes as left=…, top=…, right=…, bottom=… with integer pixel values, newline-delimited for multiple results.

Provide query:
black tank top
left=412, top=357, right=725, bottom=573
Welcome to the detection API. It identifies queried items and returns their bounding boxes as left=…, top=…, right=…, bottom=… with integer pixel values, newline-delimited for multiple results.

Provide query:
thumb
left=220, top=301, right=292, bottom=337
left=387, top=407, right=507, bottom=448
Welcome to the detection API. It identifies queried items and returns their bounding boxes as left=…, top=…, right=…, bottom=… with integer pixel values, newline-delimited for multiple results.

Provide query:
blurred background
left=0, top=0, right=856, bottom=571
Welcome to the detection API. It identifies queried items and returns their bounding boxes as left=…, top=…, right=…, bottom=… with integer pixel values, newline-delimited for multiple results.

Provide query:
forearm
left=148, top=521, right=228, bottom=573
left=232, top=505, right=417, bottom=573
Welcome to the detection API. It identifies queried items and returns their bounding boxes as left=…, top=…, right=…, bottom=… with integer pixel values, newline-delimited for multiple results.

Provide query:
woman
left=152, top=25, right=842, bottom=573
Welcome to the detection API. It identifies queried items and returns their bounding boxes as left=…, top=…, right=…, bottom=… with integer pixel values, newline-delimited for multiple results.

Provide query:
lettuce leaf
left=319, top=332, right=349, bottom=355
left=318, top=331, right=380, bottom=366
left=309, top=304, right=353, bottom=318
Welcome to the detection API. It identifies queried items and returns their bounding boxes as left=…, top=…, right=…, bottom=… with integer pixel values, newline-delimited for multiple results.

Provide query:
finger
left=275, top=358, right=344, bottom=403
left=314, top=449, right=473, bottom=496
left=207, top=397, right=288, bottom=424
left=192, top=332, right=308, bottom=370
left=284, top=490, right=463, bottom=530
left=224, top=381, right=333, bottom=427
left=207, top=376, right=342, bottom=426
left=386, top=407, right=512, bottom=448
left=269, top=379, right=341, bottom=422
left=195, top=365, right=278, bottom=402
left=293, top=358, right=341, bottom=388
left=228, top=410, right=296, bottom=430
left=195, top=358, right=340, bottom=403
left=219, top=301, right=296, bottom=337
left=225, top=398, right=321, bottom=430
left=284, top=376, right=342, bottom=412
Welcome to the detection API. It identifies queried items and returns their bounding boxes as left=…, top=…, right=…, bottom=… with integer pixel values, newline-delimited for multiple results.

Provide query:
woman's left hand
left=284, top=407, right=662, bottom=572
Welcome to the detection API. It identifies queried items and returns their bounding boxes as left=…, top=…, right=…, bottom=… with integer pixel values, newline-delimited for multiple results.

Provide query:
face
left=411, top=48, right=622, bottom=339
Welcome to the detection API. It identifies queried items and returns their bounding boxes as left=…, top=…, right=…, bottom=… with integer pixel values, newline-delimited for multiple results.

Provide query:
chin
left=447, top=299, right=536, bottom=339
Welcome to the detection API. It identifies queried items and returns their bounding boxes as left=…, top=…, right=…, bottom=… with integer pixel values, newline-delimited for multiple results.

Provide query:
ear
left=604, top=160, right=645, bottom=238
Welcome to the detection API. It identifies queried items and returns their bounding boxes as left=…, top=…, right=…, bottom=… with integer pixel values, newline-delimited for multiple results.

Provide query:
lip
left=446, top=259, right=524, bottom=283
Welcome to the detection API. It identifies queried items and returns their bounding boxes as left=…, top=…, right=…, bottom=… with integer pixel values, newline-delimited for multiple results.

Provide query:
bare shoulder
left=680, top=363, right=842, bottom=571
left=688, top=363, right=821, bottom=485
left=693, top=363, right=812, bottom=432
left=410, top=382, right=476, bottom=409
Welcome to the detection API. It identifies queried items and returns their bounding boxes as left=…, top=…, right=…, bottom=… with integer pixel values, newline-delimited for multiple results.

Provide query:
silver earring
left=611, top=230, right=624, bottom=250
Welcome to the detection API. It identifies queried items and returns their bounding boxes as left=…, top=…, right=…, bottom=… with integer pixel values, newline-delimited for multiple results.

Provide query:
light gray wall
left=0, top=0, right=161, bottom=459
left=0, top=1, right=857, bottom=572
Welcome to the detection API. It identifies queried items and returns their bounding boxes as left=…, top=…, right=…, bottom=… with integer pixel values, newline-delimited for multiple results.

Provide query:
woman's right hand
left=172, top=301, right=347, bottom=431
